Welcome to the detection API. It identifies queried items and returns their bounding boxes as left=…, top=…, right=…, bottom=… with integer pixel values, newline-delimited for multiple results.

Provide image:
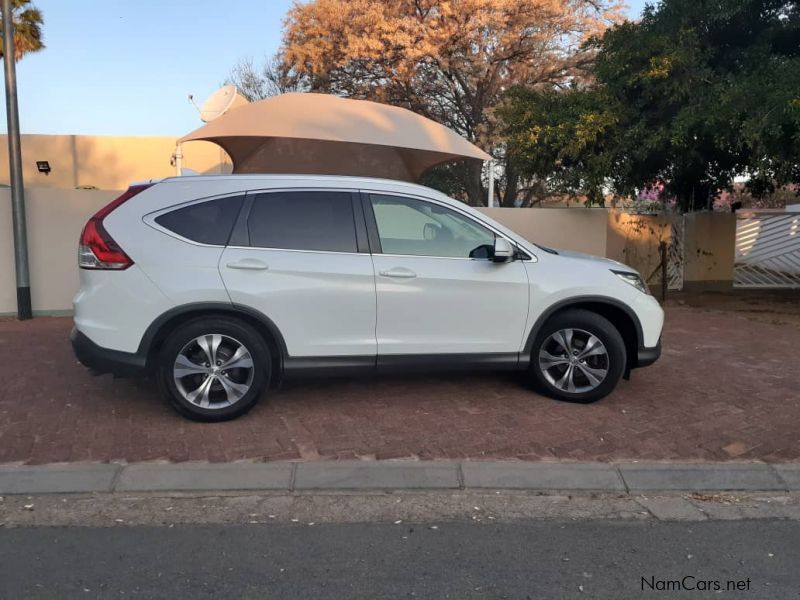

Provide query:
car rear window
left=247, top=191, right=357, bottom=253
left=155, top=196, right=244, bottom=246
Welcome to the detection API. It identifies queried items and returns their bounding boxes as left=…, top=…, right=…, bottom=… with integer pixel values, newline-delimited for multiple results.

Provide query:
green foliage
left=501, top=86, right=620, bottom=205
left=502, top=0, right=800, bottom=211
left=418, top=163, right=470, bottom=200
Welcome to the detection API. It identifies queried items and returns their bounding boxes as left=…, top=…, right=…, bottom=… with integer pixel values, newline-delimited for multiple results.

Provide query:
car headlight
left=611, top=270, right=650, bottom=295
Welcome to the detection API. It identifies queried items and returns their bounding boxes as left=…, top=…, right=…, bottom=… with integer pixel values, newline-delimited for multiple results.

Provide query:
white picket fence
left=734, top=212, right=800, bottom=288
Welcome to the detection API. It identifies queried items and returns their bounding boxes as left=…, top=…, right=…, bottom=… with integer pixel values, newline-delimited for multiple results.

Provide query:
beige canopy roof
left=179, top=93, right=491, bottom=181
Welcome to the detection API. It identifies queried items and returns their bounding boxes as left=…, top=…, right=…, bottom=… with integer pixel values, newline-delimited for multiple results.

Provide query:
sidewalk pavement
left=1, top=460, right=799, bottom=496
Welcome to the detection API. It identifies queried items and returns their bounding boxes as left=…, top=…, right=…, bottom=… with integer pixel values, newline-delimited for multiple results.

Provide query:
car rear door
left=364, top=192, right=529, bottom=359
left=219, top=189, right=377, bottom=359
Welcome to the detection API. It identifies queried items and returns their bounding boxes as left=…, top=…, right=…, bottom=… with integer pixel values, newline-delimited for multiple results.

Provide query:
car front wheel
left=156, top=317, right=270, bottom=421
left=530, top=309, right=626, bottom=404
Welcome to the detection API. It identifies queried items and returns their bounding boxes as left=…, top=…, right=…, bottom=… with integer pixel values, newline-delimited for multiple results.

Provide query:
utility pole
left=2, top=0, right=32, bottom=319
left=486, top=160, right=495, bottom=208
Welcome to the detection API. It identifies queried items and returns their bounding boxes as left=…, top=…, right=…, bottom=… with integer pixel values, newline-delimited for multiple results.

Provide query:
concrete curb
left=0, top=461, right=797, bottom=496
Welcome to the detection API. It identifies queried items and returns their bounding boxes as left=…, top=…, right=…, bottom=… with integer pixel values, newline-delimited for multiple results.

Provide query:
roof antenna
left=188, top=93, right=202, bottom=116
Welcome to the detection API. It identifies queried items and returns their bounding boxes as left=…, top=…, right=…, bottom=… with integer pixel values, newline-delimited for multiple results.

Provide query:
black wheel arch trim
left=137, top=302, right=289, bottom=368
left=522, top=295, right=645, bottom=359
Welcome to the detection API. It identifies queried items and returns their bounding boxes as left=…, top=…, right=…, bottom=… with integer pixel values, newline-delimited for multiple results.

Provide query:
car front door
left=219, top=189, right=376, bottom=359
left=365, top=192, right=529, bottom=359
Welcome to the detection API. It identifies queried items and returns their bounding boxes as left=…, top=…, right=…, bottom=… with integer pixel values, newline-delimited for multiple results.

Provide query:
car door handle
left=226, top=259, right=269, bottom=271
left=379, top=268, right=417, bottom=279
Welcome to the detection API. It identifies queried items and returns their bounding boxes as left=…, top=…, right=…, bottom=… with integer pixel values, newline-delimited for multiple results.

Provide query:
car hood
left=548, top=248, right=635, bottom=273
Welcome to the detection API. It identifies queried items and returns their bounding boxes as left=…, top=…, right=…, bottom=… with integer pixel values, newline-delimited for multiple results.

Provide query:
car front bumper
left=636, top=338, right=661, bottom=368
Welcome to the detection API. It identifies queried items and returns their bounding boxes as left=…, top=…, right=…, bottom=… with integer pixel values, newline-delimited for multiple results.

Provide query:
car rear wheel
left=156, top=317, right=270, bottom=421
left=529, top=309, right=626, bottom=404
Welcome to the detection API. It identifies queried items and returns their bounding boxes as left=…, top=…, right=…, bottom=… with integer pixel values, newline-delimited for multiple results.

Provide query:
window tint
left=155, top=196, right=244, bottom=246
left=370, top=194, right=495, bottom=258
left=248, top=191, right=357, bottom=253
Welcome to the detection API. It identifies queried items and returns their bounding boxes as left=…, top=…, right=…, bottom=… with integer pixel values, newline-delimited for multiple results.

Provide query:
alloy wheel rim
left=538, top=328, right=609, bottom=394
left=173, top=334, right=255, bottom=409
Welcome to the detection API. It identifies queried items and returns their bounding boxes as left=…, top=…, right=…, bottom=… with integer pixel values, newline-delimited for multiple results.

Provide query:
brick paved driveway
left=0, top=303, right=798, bottom=465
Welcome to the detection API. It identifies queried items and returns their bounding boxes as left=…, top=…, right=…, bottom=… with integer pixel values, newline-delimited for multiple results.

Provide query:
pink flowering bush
left=617, top=182, right=678, bottom=214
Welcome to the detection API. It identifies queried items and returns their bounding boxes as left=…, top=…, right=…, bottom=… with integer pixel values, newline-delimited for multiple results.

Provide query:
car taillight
left=78, top=184, right=152, bottom=270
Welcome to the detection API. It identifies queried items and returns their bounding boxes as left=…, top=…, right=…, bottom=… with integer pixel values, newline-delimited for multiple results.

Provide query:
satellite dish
left=197, top=85, right=248, bottom=122
left=177, top=85, right=248, bottom=177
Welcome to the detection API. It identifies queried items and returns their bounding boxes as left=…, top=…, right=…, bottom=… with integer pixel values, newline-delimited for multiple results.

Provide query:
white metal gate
left=734, top=212, right=800, bottom=288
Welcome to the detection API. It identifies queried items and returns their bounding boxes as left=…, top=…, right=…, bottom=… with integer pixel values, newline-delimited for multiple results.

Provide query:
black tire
left=156, top=316, right=271, bottom=422
left=529, top=309, right=626, bottom=404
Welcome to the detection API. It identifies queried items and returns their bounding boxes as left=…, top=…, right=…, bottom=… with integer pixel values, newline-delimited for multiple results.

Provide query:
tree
left=0, top=0, right=44, bottom=61
left=500, top=85, right=620, bottom=205
left=240, top=0, right=622, bottom=206
left=226, top=53, right=306, bottom=102
left=502, top=0, right=800, bottom=211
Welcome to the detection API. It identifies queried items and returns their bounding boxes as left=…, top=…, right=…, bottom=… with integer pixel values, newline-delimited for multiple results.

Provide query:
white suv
left=71, top=175, right=663, bottom=421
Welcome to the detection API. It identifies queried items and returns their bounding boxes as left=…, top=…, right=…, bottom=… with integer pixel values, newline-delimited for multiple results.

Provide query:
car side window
left=369, top=194, right=496, bottom=258
left=247, top=191, right=358, bottom=253
left=155, top=195, right=244, bottom=246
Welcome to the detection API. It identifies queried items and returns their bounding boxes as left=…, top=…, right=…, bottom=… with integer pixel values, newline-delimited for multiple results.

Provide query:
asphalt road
left=1, top=520, right=797, bottom=599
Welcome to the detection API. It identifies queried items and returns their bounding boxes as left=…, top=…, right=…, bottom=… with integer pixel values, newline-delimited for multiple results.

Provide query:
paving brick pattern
left=0, top=307, right=797, bottom=465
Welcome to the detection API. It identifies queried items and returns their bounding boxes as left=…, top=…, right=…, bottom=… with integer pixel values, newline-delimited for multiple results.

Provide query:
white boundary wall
left=0, top=188, right=116, bottom=314
left=0, top=191, right=734, bottom=314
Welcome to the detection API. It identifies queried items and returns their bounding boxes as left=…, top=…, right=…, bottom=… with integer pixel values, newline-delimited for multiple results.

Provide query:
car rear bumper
left=70, top=327, right=147, bottom=377
left=636, top=338, right=661, bottom=368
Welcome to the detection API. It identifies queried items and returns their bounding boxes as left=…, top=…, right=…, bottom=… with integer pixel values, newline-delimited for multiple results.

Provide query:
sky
left=1, top=0, right=650, bottom=137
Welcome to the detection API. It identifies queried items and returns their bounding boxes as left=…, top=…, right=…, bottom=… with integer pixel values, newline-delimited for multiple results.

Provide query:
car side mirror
left=493, top=238, right=514, bottom=262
